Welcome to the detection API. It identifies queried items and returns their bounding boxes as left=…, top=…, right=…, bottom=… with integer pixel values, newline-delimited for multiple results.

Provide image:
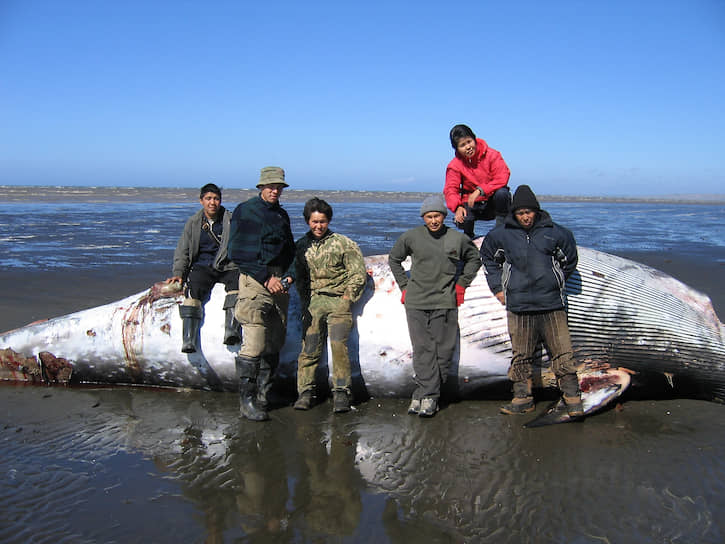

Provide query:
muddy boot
left=222, top=293, right=241, bottom=345
left=407, top=398, right=421, bottom=415
left=235, top=355, right=268, bottom=421
left=500, top=379, right=535, bottom=415
left=179, top=304, right=203, bottom=353
left=419, top=397, right=439, bottom=418
left=332, top=389, right=351, bottom=413
left=294, top=389, right=314, bottom=410
left=256, top=353, right=278, bottom=411
left=559, top=373, right=584, bottom=417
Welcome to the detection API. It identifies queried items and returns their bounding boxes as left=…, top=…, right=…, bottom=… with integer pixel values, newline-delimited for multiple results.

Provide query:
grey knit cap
left=256, top=166, right=289, bottom=188
left=420, top=194, right=448, bottom=217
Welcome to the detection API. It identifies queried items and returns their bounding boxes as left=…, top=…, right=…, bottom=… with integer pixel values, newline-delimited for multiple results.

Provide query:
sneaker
left=419, top=397, right=438, bottom=418
left=407, top=399, right=421, bottom=415
left=332, top=390, right=351, bottom=413
left=293, top=390, right=314, bottom=411
left=499, top=398, right=535, bottom=415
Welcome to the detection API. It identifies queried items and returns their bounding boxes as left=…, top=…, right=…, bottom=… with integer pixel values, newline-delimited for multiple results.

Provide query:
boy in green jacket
left=293, top=198, right=367, bottom=413
left=388, top=194, right=481, bottom=417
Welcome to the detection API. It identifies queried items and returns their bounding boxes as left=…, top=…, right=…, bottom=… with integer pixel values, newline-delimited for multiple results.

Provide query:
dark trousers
left=455, top=186, right=512, bottom=237
left=506, top=309, right=579, bottom=382
left=405, top=307, right=458, bottom=400
left=186, top=265, right=239, bottom=303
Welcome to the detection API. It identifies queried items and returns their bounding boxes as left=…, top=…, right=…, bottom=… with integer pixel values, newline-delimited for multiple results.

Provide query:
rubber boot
left=500, top=379, right=535, bottom=415
left=559, top=373, right=584, bottom=417
left=256, top=353, right=278, bottom=411
left=222, top=293, right=241, bottom=345
left=179, top=304, right=203, bottom=354
left=332, top=389, right=351, bottom=413
left=235, top=355, right=268, bottom=421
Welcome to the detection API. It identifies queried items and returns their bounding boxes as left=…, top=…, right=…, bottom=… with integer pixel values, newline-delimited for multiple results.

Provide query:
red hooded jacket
left=443, top=138, right=511, bottom=213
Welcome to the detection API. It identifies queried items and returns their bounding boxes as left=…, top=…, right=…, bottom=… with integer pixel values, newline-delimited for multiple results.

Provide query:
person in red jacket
left=443, top=124, right=512, bottom=238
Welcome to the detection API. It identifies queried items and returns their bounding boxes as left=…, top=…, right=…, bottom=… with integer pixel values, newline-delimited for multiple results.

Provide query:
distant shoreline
left=2, top=185, right=724, bottom=205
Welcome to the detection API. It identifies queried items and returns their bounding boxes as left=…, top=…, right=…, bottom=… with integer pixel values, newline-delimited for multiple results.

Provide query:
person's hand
left=467, top=188, right=482, bottom=208
left=495, top=291, right=505, bottom=305
left=400, top=290, right=406, bottom=304
left=454, top=206, right=467, bottom=224
left=165, top=276, right=182, bottom=285
left=455, top=284, right=466, bottom=306
left=265, top=276, right=285, bottom=294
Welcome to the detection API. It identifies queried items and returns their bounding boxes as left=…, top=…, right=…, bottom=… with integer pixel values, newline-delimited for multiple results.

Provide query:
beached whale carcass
left=1, top=246, right=724, bottom=405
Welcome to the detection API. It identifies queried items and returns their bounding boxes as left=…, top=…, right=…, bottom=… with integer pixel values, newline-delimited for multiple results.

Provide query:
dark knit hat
left=256, top=166, right=289, bottom=188
left=420, top=194, right=448, bottom=217
left=511, top=185, right=540, bottom=212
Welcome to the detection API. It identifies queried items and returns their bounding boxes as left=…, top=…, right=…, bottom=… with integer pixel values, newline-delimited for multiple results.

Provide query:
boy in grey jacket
left=388, top=194, right=481, bottom=417
left=166, top=183, right=240, bottom=353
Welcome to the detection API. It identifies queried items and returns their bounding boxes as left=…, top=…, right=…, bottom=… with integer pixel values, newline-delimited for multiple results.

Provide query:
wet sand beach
left=1, top=250, right=724, bottom=542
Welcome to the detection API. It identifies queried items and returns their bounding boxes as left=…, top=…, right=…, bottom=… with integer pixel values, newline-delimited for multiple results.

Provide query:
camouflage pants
left=234, top=273, right=289, bottom=359
left=297, top=294, right=353, bottom=394
left=506, top=309, right=579, bottom=382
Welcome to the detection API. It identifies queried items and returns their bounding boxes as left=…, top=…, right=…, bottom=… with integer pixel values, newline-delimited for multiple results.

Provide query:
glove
left=400, top=290, right=406, bottom=304
left=455, top=284, right=466, bottom=306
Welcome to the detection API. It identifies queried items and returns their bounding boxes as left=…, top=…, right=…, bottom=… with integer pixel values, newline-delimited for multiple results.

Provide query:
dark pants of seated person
left=186, top=265, right=239, bottom=302
left=456, top=186, right=512, bottom=238
left=181, top=265, right=241, bottom=352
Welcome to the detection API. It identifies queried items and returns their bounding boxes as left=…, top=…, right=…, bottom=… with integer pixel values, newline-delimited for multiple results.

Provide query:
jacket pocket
left=501, top=262, right=512, bottom=298
left=551, top=258, right=565, bottom=289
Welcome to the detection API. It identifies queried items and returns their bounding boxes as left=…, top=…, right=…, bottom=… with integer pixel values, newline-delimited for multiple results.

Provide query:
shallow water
left=2, top=386, right=724, bottom=543
left=1, top=201, right=724, bottom=269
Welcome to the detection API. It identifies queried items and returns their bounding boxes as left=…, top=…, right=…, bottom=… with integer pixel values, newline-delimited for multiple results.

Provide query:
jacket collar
left=504, top=209, right=553, bottom=230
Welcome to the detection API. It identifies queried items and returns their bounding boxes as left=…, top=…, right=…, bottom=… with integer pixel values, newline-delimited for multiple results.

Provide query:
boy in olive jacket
left=388, top=194, right=481, bottom=417
left=293, top=198, right=367, bottom=413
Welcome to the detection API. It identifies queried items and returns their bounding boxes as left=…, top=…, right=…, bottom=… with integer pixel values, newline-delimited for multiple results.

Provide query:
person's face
left=200, top=192, right=221, bottom=219
left=514, top=208, right=536, bottom=229
left=260, top=183, right=285, bottom=204
left=455, top=137, right=477, bottom=159
left=307, top=211, right=330, bottom=239
left=423, top=211, right=445, bottom=233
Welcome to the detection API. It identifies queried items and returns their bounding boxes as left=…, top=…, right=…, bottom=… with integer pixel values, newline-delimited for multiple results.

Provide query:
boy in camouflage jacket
left=293, top=198, right=368, bottom=413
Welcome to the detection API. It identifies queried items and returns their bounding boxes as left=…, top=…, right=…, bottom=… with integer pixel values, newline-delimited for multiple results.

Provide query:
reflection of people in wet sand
left=388, top=194, right=481, bottom=417
left=293, top=422, right=362, bottom=536
left=293, top=198, right=367, bottom=413
left=231, top=427, right=290, bottom=539
left=166, top=183, right=240, bottom=353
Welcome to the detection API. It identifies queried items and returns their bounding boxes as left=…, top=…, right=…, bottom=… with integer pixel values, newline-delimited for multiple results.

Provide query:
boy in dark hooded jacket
left=480, top=185, right=583, bottom=417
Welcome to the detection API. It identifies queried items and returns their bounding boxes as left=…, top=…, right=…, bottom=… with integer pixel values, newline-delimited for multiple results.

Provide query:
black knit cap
left=511, top=185, right=540, bottom=212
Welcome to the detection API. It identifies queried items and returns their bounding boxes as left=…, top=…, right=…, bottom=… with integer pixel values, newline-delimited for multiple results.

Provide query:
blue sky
left=1, top=0, right=723, bottom=196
